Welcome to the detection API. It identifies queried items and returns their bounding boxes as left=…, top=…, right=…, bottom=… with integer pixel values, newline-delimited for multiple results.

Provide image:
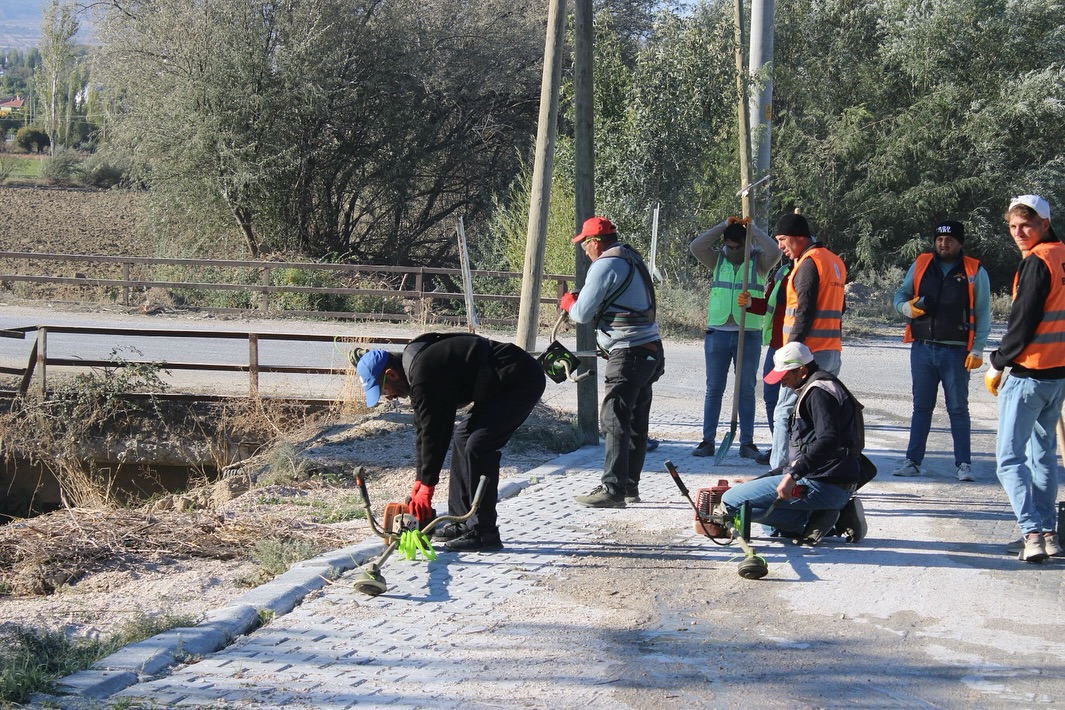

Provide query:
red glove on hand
left=559, top=291, right=578, bottom=312
left=727, top=215, right=752, bottom=227
left=408, top=481, right=435, bottom=523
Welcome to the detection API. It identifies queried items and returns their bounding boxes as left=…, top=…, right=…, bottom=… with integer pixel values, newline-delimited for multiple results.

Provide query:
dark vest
left=907, top=253, right=978, bottom=346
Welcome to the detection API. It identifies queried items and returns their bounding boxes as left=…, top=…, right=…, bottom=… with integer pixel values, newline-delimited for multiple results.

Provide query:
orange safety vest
left=903, top=253, right=981, bottom=350
left=783, top=245, right=846, bottom=352
left=1011, top=241, right=1065, bottom=370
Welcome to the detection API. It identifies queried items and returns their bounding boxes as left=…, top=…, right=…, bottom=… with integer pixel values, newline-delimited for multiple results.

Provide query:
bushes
left=15, top=126, right=49, bottom=154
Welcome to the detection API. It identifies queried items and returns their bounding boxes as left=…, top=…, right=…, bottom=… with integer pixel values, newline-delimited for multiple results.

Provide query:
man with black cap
left=768, top=210, right=847, bottom=470
left=721, top=341, right=866, bottom=544
left=891, top=220, right=990, bottom=482
left=561, top=216, right=664, bottom=508
left=985, top=195, right=1065, bottom=563
left=688, top=216, right=781, bottom=461
left=353, top=334, right=545, bottom=551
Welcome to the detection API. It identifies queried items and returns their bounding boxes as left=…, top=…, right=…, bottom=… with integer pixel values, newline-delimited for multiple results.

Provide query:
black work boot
left=833, top=497, right=868, bottom=543
left=443, top=529, right=504, bottom=552
left=432, top=521, right=469, bottom=542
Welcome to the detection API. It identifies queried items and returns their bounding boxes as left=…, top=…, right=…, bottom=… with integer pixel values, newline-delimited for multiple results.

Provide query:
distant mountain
left=0, top=0, right=95, bottom=51
left=0, top=0, right=47, bottom=23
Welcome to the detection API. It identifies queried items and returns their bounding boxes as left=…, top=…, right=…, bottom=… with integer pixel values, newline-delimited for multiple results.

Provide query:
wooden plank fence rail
left=2, top=324, right=415, bottom=398
left=0, top=252, right=575, bottom=326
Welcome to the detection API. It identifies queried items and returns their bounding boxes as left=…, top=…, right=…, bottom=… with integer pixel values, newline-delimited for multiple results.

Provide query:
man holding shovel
left=689, top=217, right=780, bottom=460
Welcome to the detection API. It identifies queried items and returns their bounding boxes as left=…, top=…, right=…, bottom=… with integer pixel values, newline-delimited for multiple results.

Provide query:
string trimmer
left=537, top=310, right=592, bottom=384
left=664, top=460, right=769, bottom=579
left=351, top=468, right=488, bottom=596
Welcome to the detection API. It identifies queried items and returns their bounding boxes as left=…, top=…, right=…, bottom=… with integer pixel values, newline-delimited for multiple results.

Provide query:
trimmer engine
left=694, top=479, right=733, bottom=538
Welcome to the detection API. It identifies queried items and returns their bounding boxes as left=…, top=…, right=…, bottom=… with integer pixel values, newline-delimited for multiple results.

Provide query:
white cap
left=1009, top=194, right=1051, bottom=221
left=764, top=342, right=815, bottom=385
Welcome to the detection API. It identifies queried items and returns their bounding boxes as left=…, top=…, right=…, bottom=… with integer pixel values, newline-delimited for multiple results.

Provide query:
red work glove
left=559, top=291, right=578, bottom=312
left=727, top=215, right=752, bottom=227
left=408, top=481, right=435, bottom=524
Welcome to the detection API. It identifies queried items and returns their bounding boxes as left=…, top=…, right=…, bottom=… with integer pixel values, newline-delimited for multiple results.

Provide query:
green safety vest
left=707, top=255, right=765, bottom=330
left=762, top=261, right=792, bottom=345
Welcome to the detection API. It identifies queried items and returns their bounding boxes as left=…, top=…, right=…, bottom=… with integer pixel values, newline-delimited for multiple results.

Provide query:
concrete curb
left=49, top=447, right=603, bottom=702
left=51, top=540, right=384, bottom=699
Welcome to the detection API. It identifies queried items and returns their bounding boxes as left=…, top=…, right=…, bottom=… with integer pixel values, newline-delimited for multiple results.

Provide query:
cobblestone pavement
left=41, top=332, right=1065, bottom=709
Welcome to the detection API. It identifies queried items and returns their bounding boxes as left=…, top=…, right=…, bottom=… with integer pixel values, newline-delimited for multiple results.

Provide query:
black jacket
left=403, top=333, right=534, bottom=486
left=787, top=369, right=861, bottom=485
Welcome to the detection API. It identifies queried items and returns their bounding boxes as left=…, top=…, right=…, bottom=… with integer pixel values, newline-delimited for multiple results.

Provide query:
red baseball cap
left=572, top=216, right=618, bottom=244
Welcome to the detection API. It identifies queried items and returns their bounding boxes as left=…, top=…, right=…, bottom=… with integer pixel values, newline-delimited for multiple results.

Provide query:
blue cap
left=355, top=349, right=389, bottom=407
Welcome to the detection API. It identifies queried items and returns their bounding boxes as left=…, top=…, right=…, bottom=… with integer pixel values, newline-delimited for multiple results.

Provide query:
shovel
left=715, top=0, right=757, bottom=465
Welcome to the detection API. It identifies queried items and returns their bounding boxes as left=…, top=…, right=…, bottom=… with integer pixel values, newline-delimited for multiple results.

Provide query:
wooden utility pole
left=573, top=0, right=599, bottom=445
left=516, top=0, right=568, bottom=352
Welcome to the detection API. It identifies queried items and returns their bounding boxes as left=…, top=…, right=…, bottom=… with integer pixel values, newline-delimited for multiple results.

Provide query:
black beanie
left=775, top=212, right=811, bottom=238
left=934, top=220, right=965, bottom=244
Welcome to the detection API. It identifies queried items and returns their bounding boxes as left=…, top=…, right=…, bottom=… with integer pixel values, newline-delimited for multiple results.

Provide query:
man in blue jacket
left=561, top=216, right=664, bottom=508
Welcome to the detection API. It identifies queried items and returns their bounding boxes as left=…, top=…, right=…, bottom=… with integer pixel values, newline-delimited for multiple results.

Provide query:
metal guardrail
left=1, top=324, right=414, bottom=399
left=0, top=252, right=574, bottom=326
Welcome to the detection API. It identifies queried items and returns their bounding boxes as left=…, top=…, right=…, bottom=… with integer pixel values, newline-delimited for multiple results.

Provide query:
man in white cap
left=985, top=195, right=1065, bottom=563
left=354, top=334, right=545, bottom=552
left=720, top=341, right=867, bottom=544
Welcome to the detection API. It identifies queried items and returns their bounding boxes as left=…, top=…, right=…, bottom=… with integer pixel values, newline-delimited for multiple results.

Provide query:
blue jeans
left=601, top=343, right=665, bottom=497
left=995, top=375, right=1065, bottom=535
left=763, top=347, right=779, bottom=432
left=770, top=349, right=841, bottom=469
left=721, top=473, right=854, bottom=536
left=702, top=329, right=761, bottom=445
left=905, top=341, right=971, bottom=467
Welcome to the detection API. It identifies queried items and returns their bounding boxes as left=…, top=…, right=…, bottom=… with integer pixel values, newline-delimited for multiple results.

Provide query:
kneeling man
left=722, top=342, right=866, bottom=543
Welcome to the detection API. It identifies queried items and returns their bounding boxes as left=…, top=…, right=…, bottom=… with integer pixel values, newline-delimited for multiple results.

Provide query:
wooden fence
left=0, top=252, right=575, bottom=326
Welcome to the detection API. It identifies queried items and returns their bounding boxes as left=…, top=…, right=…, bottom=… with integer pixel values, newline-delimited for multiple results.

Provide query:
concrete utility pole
left=573, top=0, right=599, bottom=445
left=748, top=0, right=775, bottom=231
left=516, top=0, right=568, bottom=352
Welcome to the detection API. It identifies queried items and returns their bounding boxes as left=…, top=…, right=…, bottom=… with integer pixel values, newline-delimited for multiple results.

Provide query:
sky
left=0, top=0, right=93, bottom=52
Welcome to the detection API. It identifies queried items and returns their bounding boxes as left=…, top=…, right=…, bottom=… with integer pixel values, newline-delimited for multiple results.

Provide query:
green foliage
left=259, top=441, right=310, bottom=486
left=0, top=614, right=192, bottom=705
left=51, top=349, right=170, bottom=435
left=40, top=145, right=81, bottom=183
left=96, top=0, right=545, bottom=262
left=772, top=0, right=1065, bottom=291
left=80, top=151, right=130, bottom=188
left=15, top=126, right=50, bottom=153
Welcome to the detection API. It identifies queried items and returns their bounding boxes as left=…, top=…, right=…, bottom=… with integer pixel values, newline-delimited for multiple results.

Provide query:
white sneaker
left=1020, top=534, right=1048, bottom=563
left=956, top=463, right=974, bottom=482
left=1044, top=533, right=1064, bottom=557
left=892, top=460, right=921, bottom=477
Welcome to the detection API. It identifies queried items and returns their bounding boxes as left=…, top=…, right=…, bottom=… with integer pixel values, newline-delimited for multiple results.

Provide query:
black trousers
left=447, top=353, right=546, bottom=536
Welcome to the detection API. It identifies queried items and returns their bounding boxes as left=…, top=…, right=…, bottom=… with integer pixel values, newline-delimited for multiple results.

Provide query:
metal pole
left=516, top=0, right=568, bottom=352
left=748, top=0, right=775, bottom=231
left=573, top=0, right=599, bottom=445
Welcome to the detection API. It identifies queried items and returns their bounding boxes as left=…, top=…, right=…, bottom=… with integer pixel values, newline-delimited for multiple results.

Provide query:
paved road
left=26, top=308, right=1065, bottom=708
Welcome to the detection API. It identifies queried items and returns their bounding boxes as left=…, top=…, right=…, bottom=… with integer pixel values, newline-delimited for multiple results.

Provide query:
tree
left=36, top=0, right=79, bottom=155
left=16, top=126, right=50, bottom=153
left=95, top=0, right=544, bottom=263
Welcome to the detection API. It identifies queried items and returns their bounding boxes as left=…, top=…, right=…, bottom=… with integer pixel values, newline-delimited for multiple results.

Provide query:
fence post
left=122, top=262, right=131, bottom=307
left=248, top=333, right=259, bottom=398
left=37, top=327, right=47, bottom=395
left=414, top=269, right=425, bottom=322
left=260, top=267, right=272, bottom=313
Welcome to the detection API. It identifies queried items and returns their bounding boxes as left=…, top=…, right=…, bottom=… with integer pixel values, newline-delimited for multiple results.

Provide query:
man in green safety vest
left=689, top=217, right=781, bottom=460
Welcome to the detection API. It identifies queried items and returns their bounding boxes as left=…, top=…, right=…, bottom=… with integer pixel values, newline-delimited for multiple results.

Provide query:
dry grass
left=0, top=506, right=349, bottom=597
